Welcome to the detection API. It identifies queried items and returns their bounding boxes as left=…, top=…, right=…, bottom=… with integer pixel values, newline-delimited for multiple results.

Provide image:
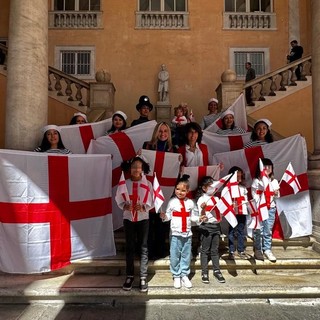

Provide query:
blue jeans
left=253, top=207, right=276, bottom=252
left=170, top=235, right=192, bottom=278
left=123, top=219, right=149, bottom=278
left=228, top=215, right=247, bottom=253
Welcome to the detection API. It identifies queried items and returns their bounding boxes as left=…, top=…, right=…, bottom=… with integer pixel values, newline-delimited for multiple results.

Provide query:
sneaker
left=213, top=270, right=225, bottom=283
left=122, top=276, right=134, bottom=291
left=254, top=250, right=264, bottom=261
left=139, top=277, right=148, bottom=292
left=173, top=277, right=181, bottom=289
left=239, top=252, right=247, bottom=259
left=201, top=273, right=210, bottom=284
left=229, top=252, right=235, bottom=260
left=264, top=250, right=277, bottom=262
left=181, top=275, right=192, bottom=288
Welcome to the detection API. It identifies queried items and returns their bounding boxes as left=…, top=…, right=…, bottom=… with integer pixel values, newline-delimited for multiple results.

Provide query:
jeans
left=228, top=215, right=247, bottom=253
left=170, top=235, right=192, bottom=278
left=199, top=223, right=221, bottom=273
left=253, top=207, right=276, bottom=252
left=123, top=218, right=149, bottom=278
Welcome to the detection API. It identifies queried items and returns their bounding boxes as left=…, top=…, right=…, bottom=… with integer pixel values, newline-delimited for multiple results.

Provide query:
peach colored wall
left=0, top=0, right=9, bottom=38
left=249, top=85, right=313, bottom=152
left=47, top=0, right=304, bottom=124
left=0, top=73, right=6, bottom=148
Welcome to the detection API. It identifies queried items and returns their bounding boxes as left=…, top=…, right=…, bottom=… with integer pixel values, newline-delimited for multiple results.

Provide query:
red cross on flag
left=60, top=118, right=112, bottom=154
left=0, top=150, right=115, bottom=274
left=216, top=189, right=238, bottom=228
left=87, top=121, right=157, bottom=229
left=213, top=134, right=312, bottom=239
left=115, top=171, right=130, bottom=207
left=226, top=171, right=240, bottom=198
left=153, top=172, right=165, bottom=213
left=246, top=199, right=262, bottom=231
left=281, top=162, right=301, bottom=194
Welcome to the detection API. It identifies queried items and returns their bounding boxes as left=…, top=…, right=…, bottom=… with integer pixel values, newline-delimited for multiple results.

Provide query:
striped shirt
left=34, top=147, right=72, bottom=154
left=216, top=126, right=247, bottom=135
left=243, top=140, right=268, bottom=149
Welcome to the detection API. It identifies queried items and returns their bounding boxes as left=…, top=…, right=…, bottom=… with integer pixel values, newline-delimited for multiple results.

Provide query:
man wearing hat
left=131, top=95, right=153, bottom=127
left=200, top=98, right=221, bottom=129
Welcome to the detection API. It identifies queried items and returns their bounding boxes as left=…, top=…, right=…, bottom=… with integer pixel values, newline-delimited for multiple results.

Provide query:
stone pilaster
left=288, top=0, right=300, bottom=43
left=5, top=0, right=48, bottom=150
left=308, top=0, right=320, bottom=252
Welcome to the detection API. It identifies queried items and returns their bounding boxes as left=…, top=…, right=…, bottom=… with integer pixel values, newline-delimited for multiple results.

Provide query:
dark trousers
left=228, top=215, right=247, bottom=253
left=199, top=223, right=221, bottom=274
left=123, top=219, right=149, bottom=278
left=245, top=86, right=253, bottom=104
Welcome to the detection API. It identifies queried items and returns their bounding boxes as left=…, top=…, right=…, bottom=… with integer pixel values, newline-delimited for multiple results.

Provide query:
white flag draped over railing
left=0, top=150, right=115, bottom=274
left=213, top=134, right=312, bottom=239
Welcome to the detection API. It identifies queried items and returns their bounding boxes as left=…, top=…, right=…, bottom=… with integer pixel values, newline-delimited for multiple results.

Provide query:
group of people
left=33, top=93, right=278, bottom=293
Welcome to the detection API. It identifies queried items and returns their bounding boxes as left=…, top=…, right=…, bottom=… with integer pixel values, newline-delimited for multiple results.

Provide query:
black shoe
left=247, top=102, right=255, bottom=106
left=214, top=270, right=226, bottom=283
left=122, top=276, right=134, bottom=291
left=201, top=273, right=210, bottom=284
left=139, top=277, right=148, bottom=292
left=229, top=252, right=235, bottom=260
left=254, top=250, right=264, bottom=261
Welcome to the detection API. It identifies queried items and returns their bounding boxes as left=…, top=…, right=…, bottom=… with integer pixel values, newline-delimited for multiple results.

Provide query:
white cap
left=42, top=124, right=61, bottom=134
left=113, top=110, right=127, bottom=120
left=73, top=112, right=88, bottom=123
left=221, top=110, right=234, bottom=119
left=208, top=98, right=218, bottom=105
left=255, top=118, right=272, bottom=128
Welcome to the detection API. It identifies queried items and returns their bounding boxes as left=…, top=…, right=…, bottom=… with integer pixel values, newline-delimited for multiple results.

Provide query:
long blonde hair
left=149, top=122, right=173, bottom=150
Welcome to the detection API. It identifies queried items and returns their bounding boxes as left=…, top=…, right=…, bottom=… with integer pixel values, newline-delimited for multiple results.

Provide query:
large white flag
left=60, top=118, right=112, bottom=154
left=87, top=121, right=157, bottom=229
left=0, top=150, right=115, bottom=274
left=205, top=93, right=248, bottom=133
left=213, top=134, right=312, bottom=239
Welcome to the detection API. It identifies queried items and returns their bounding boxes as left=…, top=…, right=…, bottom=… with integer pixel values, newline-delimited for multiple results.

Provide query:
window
left=139, top=0, right=187, bottom=12
left=230, top=48, right=270, bottom=78
left=225, top=0, right=272, bottom=13
left=54, top=0, right=100, bottom=11
left=55, top=46, right=95, bottom=79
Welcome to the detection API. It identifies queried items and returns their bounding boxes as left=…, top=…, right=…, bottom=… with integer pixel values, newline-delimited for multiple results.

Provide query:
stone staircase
left=1, top=229, right=320, bottom=305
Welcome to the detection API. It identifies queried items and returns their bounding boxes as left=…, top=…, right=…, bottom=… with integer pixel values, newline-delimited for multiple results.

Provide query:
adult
left=131, top=95, right=153, bottom=127
left=244, top=119, right=273, bottom=148
left=178, top=122, right=209, bottom=167
left=69, top=112, right=87, bottom=125
left=34, top=125, right=71, bottom=154
left=142, top=122, right=177, bottom=259
left=287, top=40, right=304, bottom=80
left=200, top=98, right=220, bottom=129
left=158, top=64, right=169, bottom=102
left=216, top=110, right=247, bottom=135
left=245, top=62, right=256, bottom=107
left=106, top=110, right=127, bottom=135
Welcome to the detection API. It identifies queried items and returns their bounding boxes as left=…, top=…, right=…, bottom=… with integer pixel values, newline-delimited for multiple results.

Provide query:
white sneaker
left=181, top=276, right=192, bottom=288
left=173, top=277, right=181, bottom=289
left=264, top=250, right=276, bottom=262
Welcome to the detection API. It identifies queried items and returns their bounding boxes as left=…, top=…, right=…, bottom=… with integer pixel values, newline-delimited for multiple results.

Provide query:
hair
left=228, top=166, right=245, bottom=186
left=291, top=40, right=298, bottom=45
left=195, top=176, right=214, bottom=201
left=38, top=131, right=66, bottom=152
left=246, top=62, right=252, bottom=67
left=221, top=114, right=235, bottom=130
left=254, top=158, right=274, bottom=180
left=174, top=106, right=184, bottom=116
left=121, top=156, right=150, bottom=175
left=183, top=122, right=203, bottom=144
left=175, top=174, right=190, bottom=188
left=147, top=122, right=173, bottom=150
left=107, top=113, right=127, bottom=134
left=251, top=121, right=274, bottom=143
left=69, top=115, right=86, bottom=125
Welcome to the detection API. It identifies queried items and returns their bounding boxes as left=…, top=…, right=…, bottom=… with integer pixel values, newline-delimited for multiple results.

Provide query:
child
left=172, top=106, right=188, bottom=147
left=117, top=156, right=154, bottom=292
left=222, top=167, right=248, bottom=259
left=196, top=176, right=225, bottom=284
left=251, top=158, right=280, bottom=262
left=160, top=174, right=197, bottom=289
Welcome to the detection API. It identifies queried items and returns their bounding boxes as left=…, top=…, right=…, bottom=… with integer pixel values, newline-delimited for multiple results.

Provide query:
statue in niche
left=158, top=64, right=169, bottom=102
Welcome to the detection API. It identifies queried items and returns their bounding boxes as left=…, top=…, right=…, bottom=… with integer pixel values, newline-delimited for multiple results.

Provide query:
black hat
left=136, top=95, right=153, bottom=111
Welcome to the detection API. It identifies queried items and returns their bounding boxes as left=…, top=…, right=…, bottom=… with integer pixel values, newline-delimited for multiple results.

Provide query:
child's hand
left=200, top=215, right=208, bottom=223
left=219, top=162, right=224, bottom=171
left=137, top=148, right=142, bottom=156
left=123, top=203, right=133, bottom=211
left=159, top=211, right=166, bottom=220
left=200, top=202, right=206, bottom=210
left=134, top=203, right=145, bottom=212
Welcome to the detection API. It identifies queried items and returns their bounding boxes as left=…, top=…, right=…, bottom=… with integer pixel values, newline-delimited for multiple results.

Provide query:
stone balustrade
left=48, top=66, right=90, bottom=106
left=223, top=12, right=276, bottom=30
left=243, top=55, right=312, bottom=102
left=135, top=11, right=189, bottom=29
left=48, top=11, right=102, bottom=28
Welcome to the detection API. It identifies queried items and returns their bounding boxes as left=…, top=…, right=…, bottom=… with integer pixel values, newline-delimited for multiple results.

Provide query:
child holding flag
left=251, top=158, right=280, bottom=262
left=196, top=176, right=226, bottom=284
left=116, top=156, right=154, bottom=292
left=160, top=175, right=197, bottom=289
